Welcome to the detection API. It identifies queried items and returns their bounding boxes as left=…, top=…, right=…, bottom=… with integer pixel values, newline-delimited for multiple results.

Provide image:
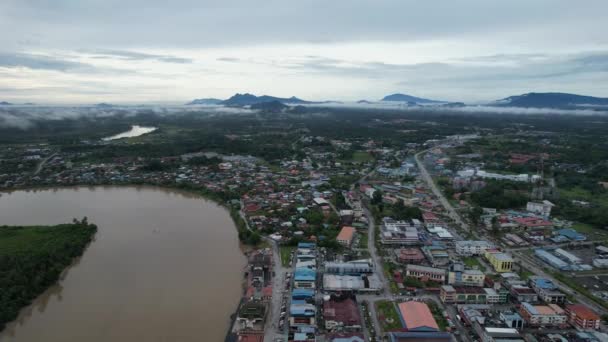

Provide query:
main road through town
left=241, top=202, right=288, bottom=342
left=263, top=237, right=288, bottom=342
left=414, top=149, right=470, bottom=234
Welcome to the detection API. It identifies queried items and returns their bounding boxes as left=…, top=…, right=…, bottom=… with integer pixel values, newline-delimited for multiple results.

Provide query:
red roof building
left=397, top=301, right=439, bottom=332
left=237, top=333, right=264, bottom=342
left=513, top=217, right=553, bottom=230
left=395, top=248, right=425, bottom=264
left=422, top=212, right=438, bottom=223
left=323, top=296, right=362, bottom=332
left=337, top=226, right=356, bottom=247
left=565, top=304, right=601, bottom=330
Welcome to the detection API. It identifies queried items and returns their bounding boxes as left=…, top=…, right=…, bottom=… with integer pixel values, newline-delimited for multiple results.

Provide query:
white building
left=457, top=169, right=541, bottom=183
left=526, top=200, right=555, bottom=218
left=364, top=187, right=376, bottom=198
left=455, top=240, right=495, bottom=256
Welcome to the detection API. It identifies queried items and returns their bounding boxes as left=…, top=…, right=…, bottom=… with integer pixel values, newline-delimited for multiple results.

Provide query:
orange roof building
left=566, top=304, right=601, bottom=330
left=397, top=301, right=439, bottom=332
left=337, top=226, right=356, bottom=247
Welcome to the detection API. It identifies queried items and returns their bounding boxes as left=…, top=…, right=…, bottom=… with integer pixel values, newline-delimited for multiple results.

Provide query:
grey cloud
left=0, top=52, right=143, bottom=76
left=308, top=102, right=607, bottom=116
left=217, top=57, right=241, bottom=63
left=80, top=49, right=192, bottom=64
left=0, top=52, right=89, bottom=71
left=1, top=1, right=606, bottom=49
left=0, top=105, right=257, bottom=129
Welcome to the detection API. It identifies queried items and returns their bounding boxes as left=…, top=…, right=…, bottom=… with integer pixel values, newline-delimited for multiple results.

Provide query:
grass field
left=463, top=257, right=486, bottom=271
left=339, top=151, right=374, bottom=163
left=352, top=151, right=374, bottom=162
left=518, top=269, right=534, bottom=280
left=375, top=300, right=402, bottom=332
left=428, top=302, right=448, bottom=331
left=279, top=246, right=294, bottom=267
left=570, top=222, right=608, bottom=240
left=359, top=232, right=369, bottom=249
left=561, top=187, right=608, bottom=207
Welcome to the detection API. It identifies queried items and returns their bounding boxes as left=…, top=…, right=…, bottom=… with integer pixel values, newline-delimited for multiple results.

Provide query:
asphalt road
left=414, top=149, right=470, bottom=233
left=33, top=153, right=56, bottom=175
left=363, top=205, right=390, bottom=297
left=264, top=238, right=289, bottom=342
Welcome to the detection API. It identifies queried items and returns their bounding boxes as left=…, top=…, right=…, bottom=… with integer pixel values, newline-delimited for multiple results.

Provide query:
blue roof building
left=530, top=277, right=557, bottom=290
left=290, top=303, right=316, bottom=316
left=292, top=288, right=315, bottom=299
left=534, top=249, right=570, bottom=270
left=295, top=268, right=317, bottom=281
left=557, top=229, right=586, bottom=241
left=298, top=242, right=316, bottom=249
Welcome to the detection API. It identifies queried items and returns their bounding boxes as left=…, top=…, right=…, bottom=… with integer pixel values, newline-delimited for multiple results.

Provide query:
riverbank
left=0, top=220, right=97, bottom=331
left=0, top=186, right=249, bottom=341
left=2, top=181, right=259, bottom=246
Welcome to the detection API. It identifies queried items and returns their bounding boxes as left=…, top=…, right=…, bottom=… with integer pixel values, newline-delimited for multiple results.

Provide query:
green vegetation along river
left=0, top=186, right=246, bottom=342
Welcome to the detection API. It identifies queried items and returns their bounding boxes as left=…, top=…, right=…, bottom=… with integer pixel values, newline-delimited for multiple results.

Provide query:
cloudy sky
left=1, top=0, right=607, bottom=104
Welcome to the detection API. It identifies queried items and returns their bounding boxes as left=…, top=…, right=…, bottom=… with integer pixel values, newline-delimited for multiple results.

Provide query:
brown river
left=0, top=186, right=246, bottom=342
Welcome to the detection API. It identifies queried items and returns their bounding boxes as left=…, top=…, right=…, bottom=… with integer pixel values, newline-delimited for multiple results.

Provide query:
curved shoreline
left=0, top=184, right=251, bottom=340
left=2, top=182, right=250, bottom=242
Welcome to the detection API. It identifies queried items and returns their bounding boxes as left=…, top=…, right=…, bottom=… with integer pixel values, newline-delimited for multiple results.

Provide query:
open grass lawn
left=561, top=187, right=608, bottom=207
left=427, top=302, right=448, bottom=332
left=463, top=256, right=486, bottom=271
left=339, top=151, right=374, bottom=163
left=518, top=269, right=534, bottom=280
left=375, top=300, right=402, bottom=332
left=571, top=222, right=608, bottom=240
left=352, top=151, right=374, bottom=162
left=359, top=232, right=369, bottom=249
left=279, top=246, right=294, bottom=267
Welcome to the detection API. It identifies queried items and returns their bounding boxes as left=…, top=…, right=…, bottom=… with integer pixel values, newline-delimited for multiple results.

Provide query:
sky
left=0, top=0, right=607, bottom=104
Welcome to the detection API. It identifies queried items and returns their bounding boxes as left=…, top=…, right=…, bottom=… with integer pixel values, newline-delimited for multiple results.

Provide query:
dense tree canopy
left=0, top=220, right=97, bottom=330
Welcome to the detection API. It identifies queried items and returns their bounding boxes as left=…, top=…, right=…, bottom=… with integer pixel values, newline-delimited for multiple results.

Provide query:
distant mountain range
left=0, top=101, right=12, bottom=105
left=186, top=93, right=321, bottom=107
left=381, top=93, right=443, bottom=104
left=250, top=100, right=288, bottom=112
left=184, top=91, right=608, bottom=111
left=186, top=98, right=223, bottom=105
left=493, top=92, right=608, bottom=109
left=222, top=93, right=312, bottom=106
left=95, top=103, right=114, bottom=108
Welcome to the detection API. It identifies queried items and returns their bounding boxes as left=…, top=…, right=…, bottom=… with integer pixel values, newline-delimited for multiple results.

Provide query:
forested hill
left=0, top=219, right=97, bottom=330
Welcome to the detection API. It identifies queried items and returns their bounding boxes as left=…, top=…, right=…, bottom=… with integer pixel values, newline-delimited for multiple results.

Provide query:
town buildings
left=484, top=250, right=514, bottom=273
left=529, top=277, right=566, bottom=304
left=323, top=295, right=362, bottom=332
left=526, top=200, right=554, bottom=219
left=405, top=264, right=446, bottom=283
left=386, top=301, right=452, bottom=341
left=455, top=240, right=495, bottom=256
left=518, top=303, right=568, bottom=327
left=380, top=218, right=422, bottom=245
left=337, top=226, right=356, bottom=247
left=440, top=285, right=508, bottom=304
left=565, top=304, right=601, bottom=330
left=447, top=266, right=485, bottom=287
left=394, top=248, right=425, bottom=264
